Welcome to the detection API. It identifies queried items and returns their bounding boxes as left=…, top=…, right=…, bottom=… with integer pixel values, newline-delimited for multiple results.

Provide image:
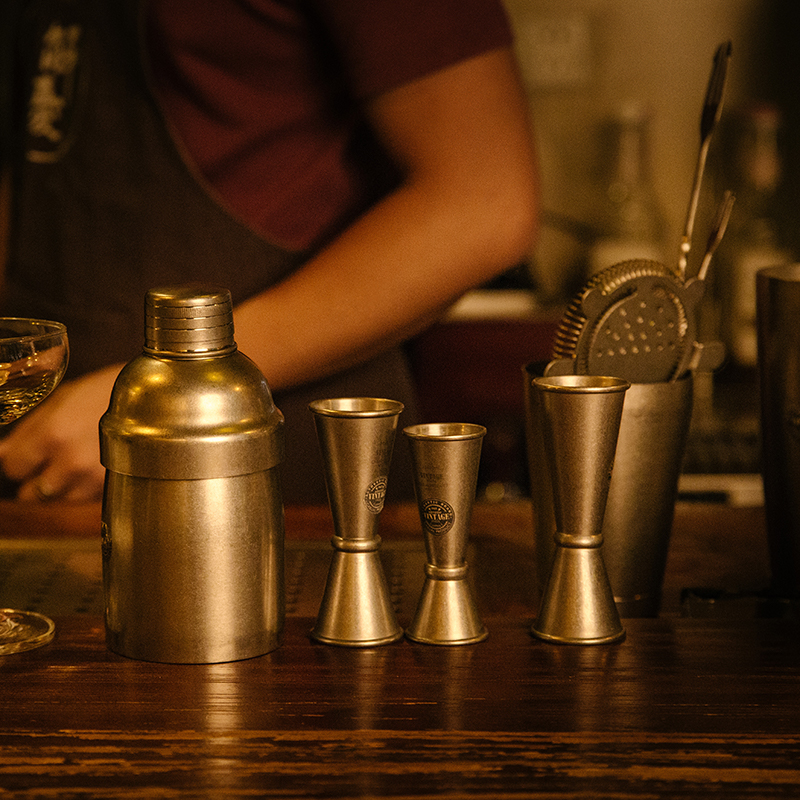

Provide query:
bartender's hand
left=0, top=363, right=121, bottom=502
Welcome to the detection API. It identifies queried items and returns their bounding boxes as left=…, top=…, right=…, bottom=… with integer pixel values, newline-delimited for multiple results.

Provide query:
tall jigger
left=404, top=423, right=488, bottom=645
left=309, top=397, right=404, bottom=647
left=531, top=375, right=629, bottom=645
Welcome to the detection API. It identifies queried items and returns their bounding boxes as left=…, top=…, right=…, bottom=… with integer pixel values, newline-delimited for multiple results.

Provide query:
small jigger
left=404, top=423, right=488, bottom=645
left=531, top=375, right=629, bottom=645
left=309, top=398, right=404, bottom=647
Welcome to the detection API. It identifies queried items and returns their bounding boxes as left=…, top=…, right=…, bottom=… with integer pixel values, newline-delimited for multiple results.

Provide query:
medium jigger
left=531, top=375, right=629, bottom=645
left=404, top=423, right=488, bottom=645
left=309, top=398, right=404, bottom=647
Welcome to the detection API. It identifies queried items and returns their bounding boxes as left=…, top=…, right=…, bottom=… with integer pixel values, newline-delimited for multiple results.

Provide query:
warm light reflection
left=202, top=662, right=244, bottom=731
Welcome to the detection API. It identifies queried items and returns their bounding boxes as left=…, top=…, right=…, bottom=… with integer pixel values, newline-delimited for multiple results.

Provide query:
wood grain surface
left=2, top=615, right=800, bottom=797
left=2, top=500, right=796, bottom=798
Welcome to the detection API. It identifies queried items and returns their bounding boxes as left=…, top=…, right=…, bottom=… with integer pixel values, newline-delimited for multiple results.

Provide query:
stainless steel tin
left=100, top=285, right=285, bottom=663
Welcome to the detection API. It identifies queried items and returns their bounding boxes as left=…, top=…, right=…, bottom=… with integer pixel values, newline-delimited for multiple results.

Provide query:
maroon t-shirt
left=146, top=0, right=513, bottom=251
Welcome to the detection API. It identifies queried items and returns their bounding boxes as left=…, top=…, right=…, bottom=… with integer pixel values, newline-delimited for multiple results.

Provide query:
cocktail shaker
left=100, top=285, right=285, bottom=663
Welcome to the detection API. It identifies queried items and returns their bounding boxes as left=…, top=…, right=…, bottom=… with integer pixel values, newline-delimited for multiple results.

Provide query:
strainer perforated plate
left=552, top=260, right=705, bottom=383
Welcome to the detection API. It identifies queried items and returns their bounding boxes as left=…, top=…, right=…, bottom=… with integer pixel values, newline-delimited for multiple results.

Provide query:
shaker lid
left=101, top=283, right=284, bottom=478
left=145, top=284, right=236, bottom=356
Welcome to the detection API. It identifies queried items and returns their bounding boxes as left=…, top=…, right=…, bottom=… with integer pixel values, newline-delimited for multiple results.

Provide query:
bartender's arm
left=0, top=46, right=539, bottom=502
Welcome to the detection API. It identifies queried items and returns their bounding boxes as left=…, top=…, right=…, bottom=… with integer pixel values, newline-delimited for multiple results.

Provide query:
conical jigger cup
left=404, top=423, right=488, bottom=645
left=309, top=397, right=404, bottom=647
left=531, top=375, right=629, bottom=645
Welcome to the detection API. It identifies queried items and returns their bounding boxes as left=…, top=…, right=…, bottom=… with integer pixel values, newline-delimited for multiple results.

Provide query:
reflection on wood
left=1, top=501, right=794, bottom=797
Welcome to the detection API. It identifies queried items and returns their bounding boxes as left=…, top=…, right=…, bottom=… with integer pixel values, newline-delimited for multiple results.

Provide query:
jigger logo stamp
left=364, top=477, right=388, bottom=514
left=422, top=500, right=454, bottom=535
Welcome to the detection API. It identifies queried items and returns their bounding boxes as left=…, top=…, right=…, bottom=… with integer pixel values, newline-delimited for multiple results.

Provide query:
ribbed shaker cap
left=144, top=285, right=236, bottom=356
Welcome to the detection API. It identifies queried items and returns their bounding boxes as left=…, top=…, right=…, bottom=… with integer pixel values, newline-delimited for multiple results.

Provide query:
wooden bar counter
left=2, top=499, right=799, bottom=798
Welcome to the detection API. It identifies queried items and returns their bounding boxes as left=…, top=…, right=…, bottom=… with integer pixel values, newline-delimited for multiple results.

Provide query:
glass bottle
left=587, top=102, right=668, bottom=277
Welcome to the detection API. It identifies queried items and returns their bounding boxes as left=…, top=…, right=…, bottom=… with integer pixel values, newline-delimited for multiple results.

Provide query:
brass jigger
left=309, top=398, right=404, bottom=647
left=404, top=423, right=488, bottom=645
left=531, top=375, right=629, bottom=645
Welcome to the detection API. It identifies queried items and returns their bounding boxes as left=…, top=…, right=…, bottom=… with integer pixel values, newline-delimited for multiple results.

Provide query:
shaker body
left=102, top=469, right=284, bottom=663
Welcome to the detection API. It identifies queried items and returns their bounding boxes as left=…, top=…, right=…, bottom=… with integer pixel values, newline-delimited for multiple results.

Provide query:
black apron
left=2, top=0, right=418, bottom=503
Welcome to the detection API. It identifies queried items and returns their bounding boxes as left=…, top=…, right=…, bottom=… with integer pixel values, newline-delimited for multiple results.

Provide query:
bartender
left=0, top=0, right=539, bottom=505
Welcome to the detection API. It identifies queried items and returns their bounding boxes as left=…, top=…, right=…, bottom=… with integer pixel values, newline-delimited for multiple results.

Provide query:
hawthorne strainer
left=551, top=259, right=706, bottom=383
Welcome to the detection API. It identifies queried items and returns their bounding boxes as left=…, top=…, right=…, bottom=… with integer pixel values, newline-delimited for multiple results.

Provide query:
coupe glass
left=0, top=318, right=69, bottom=655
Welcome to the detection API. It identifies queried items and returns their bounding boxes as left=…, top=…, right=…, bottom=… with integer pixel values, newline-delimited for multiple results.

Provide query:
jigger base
left=530, top=627, right=626, bottom=646
left=531, top=545, right=625, bottom=645
left=405, top=577, right=488, bottom=646
left=311, top=631, right=403, bottom=648
left=310, top=548, right=403, bottom=648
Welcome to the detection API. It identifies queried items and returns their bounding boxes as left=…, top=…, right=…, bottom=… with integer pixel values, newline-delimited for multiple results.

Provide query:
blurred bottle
left=587, top=102, right=669, bottom=277
left=715, top=103, right=792, bottom=369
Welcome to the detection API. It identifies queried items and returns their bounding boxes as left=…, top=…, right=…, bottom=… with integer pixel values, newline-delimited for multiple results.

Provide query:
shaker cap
left=101, top=283, right=284, bottom=478
left=145, top=284, right=236, bottom=356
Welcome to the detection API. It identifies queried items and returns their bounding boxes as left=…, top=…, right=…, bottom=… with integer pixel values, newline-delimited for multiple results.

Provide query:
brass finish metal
left=404, top=423, right=488, bottom=645
left=309, top=398, right=404, bottom=647
left=531, top=375, right=628, bottom=645
left=100, top=285, right=285, bottom=664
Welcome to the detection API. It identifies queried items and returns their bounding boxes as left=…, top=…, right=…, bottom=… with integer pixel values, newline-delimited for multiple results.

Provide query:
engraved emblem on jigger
left=364, top=477, right=388, bottom=513
left=422, top=500, right=455, bottom=535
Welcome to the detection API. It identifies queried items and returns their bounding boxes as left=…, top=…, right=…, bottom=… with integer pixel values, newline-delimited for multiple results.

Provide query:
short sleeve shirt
left=146, top=0, right=512, bottom=251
